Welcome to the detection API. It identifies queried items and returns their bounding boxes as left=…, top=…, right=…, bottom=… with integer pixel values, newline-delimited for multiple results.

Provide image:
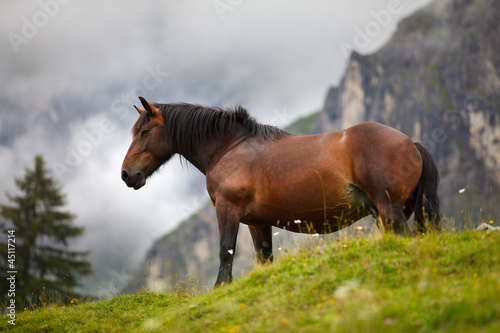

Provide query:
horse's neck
left=180, top=132, right=244, bottom=175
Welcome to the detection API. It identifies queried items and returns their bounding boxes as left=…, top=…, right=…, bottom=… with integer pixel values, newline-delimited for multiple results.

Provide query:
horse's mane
left=133, top=103, right=290, bottom=158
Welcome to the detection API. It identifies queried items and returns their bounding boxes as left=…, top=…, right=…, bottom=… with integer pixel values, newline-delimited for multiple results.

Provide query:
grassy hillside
left=3, top=231, right=500, bottom=332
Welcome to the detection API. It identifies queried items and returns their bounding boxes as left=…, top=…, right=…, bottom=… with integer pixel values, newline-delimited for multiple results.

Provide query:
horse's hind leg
left=376, top=202, right=411, bottom=236
left=248, top=225, right=273, bottom=264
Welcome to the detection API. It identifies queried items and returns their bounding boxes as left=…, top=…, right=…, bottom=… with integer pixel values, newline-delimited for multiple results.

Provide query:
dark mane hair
left=133, top=103, right=290, bottom=158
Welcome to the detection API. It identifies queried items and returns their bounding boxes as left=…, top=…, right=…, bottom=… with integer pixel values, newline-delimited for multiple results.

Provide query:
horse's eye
left=141, top=130, right=150, bottom=137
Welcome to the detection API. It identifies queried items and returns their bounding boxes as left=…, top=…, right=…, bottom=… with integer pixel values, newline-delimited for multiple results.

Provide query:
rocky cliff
left=125, top=0, right=500, bottom=292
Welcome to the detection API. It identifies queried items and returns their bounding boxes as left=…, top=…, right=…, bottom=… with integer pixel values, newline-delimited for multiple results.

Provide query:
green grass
left=4, top=231, right=500, bottom=332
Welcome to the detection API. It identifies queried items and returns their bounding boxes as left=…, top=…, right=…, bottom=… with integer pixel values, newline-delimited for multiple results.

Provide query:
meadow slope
left=3, top=231, right=500, bottom=332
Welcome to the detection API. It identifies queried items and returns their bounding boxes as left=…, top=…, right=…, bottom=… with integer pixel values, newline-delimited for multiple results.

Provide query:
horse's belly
left=242, top=184, right=375, bottom=234
left=242, top=203, right=371, bottom=234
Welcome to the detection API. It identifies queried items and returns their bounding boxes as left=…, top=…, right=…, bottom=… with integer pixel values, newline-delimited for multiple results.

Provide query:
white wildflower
left=458, top=188, right=466, bottom=194
left=228, top=249, right=234, bottom=255
left=294, top=219, right=302, bottom=224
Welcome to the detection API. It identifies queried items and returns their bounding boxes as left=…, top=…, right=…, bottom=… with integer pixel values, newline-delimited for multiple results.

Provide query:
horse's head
left=121, top=97, right=172, bottom=190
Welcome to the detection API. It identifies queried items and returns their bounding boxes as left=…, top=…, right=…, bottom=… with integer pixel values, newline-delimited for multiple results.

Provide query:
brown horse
left=121, top=97, right=440, bottom=286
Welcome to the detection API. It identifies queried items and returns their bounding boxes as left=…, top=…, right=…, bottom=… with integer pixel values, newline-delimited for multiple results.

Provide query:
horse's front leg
left=215, top=200, right=242, bottom=286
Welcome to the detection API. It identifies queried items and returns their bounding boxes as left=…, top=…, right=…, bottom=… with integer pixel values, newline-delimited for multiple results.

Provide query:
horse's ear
left=139, top=96, right=159, bottom=117
left=134, top=105, right=145, bottom=114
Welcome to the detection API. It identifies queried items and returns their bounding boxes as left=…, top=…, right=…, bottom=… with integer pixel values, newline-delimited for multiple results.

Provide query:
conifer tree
left=0, top=155, right=91, bottom=307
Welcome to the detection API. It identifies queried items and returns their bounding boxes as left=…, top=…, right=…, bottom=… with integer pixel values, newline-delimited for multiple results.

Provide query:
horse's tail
left=413, top=142, right=441, bottom=234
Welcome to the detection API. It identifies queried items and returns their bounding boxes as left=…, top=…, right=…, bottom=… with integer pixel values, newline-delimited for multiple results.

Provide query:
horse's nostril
left=121, top=169, right=129, bottom=181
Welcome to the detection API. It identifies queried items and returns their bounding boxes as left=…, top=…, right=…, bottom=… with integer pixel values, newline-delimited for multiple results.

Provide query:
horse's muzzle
left=121, top=169, right=146, bottom=190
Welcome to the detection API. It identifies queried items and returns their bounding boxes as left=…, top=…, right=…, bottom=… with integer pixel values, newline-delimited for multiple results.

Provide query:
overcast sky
left=0, top=0, right=432, bottom=293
